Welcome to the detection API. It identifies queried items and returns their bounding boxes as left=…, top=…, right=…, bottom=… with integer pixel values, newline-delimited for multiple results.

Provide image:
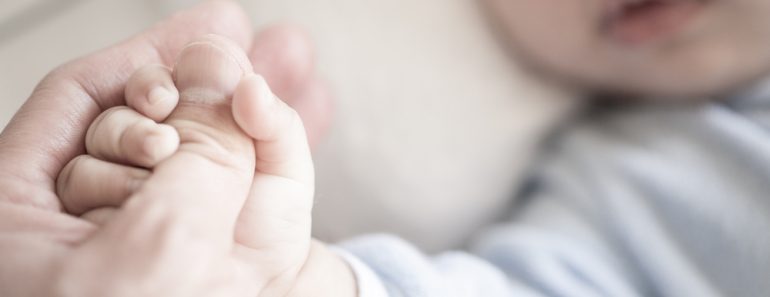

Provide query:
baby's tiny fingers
left=81, top=207, right=118, bottom=226
left=57, top=155, right=149, bottom=216
left=86, top=106, right=179, bottom=168
left=231, top=74, right=315, bottom=253
left=232, top=74, right=313, bottom=183
left=125, top=64, right=179, bottom=122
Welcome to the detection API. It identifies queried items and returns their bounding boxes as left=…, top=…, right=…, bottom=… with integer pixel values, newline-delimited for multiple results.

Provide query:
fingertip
left=57, top=156, right=150, bottom=215
left=143, top=123, right=180, bottom=165
left=126, top=65, right=179, bottom=122
left=232, top=72, right=314, bottom=184
left=233, top=73, right=276, bottom=140
left=147, top=86, right=170, bottom=105
left=145, top=85, right=180, bottom=121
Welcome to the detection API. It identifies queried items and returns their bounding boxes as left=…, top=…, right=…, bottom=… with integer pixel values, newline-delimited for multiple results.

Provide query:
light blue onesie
left=336, top=82, right=770, bottom=297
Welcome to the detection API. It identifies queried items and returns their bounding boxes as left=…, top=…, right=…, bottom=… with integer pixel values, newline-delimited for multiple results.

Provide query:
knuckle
left=120, top=119, right=155, bottom=161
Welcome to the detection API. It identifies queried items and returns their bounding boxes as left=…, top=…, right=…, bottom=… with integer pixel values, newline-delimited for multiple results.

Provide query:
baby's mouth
left=602, top=0, right=707, bottom=45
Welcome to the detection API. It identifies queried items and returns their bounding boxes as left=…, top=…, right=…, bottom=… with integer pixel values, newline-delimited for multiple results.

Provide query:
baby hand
left=54, top=35, right=350, bottom=296
left=56, top=62, right=180, bottom=222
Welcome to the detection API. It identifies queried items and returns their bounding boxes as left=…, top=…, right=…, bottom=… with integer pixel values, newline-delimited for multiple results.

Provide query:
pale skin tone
left=10, top=0, right=770, bottom=295
left=56, top=33, right=358, bottom=296
left=0, top=0, right=353, bottom=296
left=484, top=0, right=770, bottom=98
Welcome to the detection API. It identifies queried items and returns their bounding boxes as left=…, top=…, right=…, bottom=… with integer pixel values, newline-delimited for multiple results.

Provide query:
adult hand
left=0, top=1, right=331, bottom=295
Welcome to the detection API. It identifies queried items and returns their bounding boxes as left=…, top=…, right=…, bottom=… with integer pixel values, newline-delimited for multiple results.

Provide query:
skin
left=0, top=1, right=350, bottom=296
left=23, top=0, right=770, bottom=294
left=484, top=0, right=770, bottom=98
left=58, top=33, right=356, bottom=296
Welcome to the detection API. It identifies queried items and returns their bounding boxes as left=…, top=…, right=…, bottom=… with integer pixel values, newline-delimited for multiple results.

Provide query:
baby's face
left=487, top=0, right=770, bottom=97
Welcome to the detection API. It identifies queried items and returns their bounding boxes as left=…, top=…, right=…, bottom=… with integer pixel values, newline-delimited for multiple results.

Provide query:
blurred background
left=0, top=0, right=570, bottom=251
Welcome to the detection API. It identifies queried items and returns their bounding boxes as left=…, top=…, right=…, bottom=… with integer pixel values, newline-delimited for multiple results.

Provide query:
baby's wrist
left=284, top=240, right=358, bottom=297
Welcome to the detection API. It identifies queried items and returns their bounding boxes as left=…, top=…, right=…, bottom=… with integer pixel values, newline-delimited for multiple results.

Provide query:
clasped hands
left=0, top=2, right=354, bottom=297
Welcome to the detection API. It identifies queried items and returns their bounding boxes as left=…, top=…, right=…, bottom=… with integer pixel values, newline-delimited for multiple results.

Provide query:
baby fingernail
left=148, top=86, right=172, bottom=105
left=143, top=124, right=179, bottom=162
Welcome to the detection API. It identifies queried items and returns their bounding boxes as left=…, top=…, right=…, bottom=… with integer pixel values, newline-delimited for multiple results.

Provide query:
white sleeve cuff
left=330, top=247, right=391, bottom=297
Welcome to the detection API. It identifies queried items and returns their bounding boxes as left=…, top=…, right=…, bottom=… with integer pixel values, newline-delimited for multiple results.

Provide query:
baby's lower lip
left=603, top=0, right=705, bottom=45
